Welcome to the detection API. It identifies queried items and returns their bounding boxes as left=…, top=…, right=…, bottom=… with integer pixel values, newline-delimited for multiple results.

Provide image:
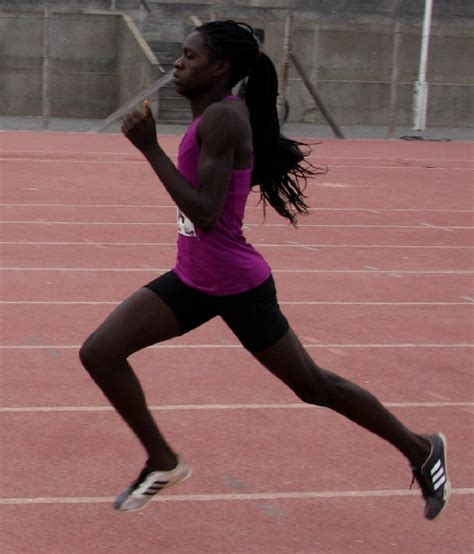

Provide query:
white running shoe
left=114, top=455, right=192, bottom=512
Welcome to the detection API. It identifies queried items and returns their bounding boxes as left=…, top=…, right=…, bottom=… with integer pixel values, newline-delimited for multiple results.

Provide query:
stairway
left=142, top=18, right=192, bottom=124
left=147, top=40, right=191, bottom=124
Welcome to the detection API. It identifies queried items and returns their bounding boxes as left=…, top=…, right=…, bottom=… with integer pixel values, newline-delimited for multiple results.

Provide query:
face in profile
left=172, top=31, right=228, bottom=98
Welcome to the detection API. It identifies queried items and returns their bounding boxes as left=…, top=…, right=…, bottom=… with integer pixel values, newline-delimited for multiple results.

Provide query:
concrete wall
left=50, top=11, right=119, bottom=117
left=139, top=0, right=473, bottom=127
left=118, top=14, right=161, bottom=106
left=0, top=10, right=44, bottom=116
left=1, top=1, right=472, bottom=127
left=0, top=9, right=159, bottom=118
left=286, top=21, right=474, bottom=127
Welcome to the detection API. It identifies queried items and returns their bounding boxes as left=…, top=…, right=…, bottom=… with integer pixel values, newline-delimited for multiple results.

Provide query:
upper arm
left=196, top=105, right=241, bottom=229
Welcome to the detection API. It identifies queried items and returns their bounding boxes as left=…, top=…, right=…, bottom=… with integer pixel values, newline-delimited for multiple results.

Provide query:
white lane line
left=1, top=301, right=472, bottom=306
left=282, top=301, right=473, bottom=305
left=0, top=158, right=146, bottom=165
left=420, top=222, right=454, bottom=233
left=1, top=268, right=472, bottom=274
left=0, top=344, right=472, bottom=350
left=1, top=220, right=472, bottom=229
left=364, top=265, right=402, bottom=278
left=3, top=151, right=473, bottom=163
left=0, top=241, right=473, bottom=249
left=0, top=488, right=472, bottom=506
left=2, top=157, right=473, bottom=170
left=0, top=402, right=472, bottom=413
left=1, top=204, right=473, bottom=213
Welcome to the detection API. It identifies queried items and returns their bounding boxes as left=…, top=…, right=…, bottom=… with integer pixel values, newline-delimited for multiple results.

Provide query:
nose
left=174, top=57, right=183, bottom=69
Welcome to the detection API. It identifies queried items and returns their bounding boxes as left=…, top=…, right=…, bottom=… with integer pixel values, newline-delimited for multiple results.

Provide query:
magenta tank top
left=173, top=102, right=271, bottom=295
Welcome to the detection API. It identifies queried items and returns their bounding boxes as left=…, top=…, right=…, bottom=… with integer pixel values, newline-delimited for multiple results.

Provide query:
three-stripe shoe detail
left=430, top=459, right=446, bottom=493
left=143, top=480, right=169, bottom=496
left=114, top=455, right=192, bottom=512
left=411, top=433, right=451, bottom=520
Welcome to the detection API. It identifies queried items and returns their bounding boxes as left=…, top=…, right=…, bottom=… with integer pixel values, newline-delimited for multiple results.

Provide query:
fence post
left=413, top=0, right=433, bottom=130
left=41, top=5, right=51, bottom=130
left=277, top=12, right=292, bottom=122
left=388, top=21, right=402, bottom=138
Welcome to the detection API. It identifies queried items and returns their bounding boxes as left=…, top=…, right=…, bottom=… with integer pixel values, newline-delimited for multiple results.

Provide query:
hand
left=121, top=101, right=158, bottom=154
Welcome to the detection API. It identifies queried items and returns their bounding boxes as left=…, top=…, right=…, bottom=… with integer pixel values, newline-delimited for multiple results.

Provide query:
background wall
left=285, top=20, right=473, bottom=126
left=0, top=0, right=472, bottom=129
left=0, top=9, right=159, bottom=118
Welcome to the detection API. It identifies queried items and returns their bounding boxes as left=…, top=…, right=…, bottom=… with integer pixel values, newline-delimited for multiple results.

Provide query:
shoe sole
left=115, top=466, right=193, bottom=513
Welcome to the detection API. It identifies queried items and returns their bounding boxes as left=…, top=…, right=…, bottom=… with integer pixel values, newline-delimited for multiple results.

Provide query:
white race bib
left=177, top=208, right=197, bottom=237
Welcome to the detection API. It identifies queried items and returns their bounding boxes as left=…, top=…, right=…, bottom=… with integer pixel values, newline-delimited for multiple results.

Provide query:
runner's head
left=196, top=20, right=259, bottom=88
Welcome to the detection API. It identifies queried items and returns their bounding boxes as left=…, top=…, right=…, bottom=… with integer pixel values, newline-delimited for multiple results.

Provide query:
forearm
left=143, top=145, right=214, bottom=229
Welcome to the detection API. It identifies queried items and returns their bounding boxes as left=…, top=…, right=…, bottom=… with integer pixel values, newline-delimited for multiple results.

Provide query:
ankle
left=410, top=435, right=432, bottom=467
left=148, top=452, right=178, bottom=472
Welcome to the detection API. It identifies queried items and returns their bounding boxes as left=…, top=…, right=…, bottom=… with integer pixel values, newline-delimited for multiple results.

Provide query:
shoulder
left=198, top=98, right=249, bottom=145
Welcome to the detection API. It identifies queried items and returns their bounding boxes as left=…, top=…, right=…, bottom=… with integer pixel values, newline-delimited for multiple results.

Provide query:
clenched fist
left=121, top=101, right=158, bottom=154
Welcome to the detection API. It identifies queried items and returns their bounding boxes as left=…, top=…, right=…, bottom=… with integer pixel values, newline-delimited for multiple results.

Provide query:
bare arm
left=121, top=101, right=239, bottom=232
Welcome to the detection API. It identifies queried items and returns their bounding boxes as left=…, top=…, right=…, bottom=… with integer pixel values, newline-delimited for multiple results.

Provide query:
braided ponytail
left=197, top=20, right=324, bottom=225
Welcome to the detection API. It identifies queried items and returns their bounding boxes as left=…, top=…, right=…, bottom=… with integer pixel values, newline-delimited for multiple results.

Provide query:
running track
left=0, top=132, right=473, bottom=553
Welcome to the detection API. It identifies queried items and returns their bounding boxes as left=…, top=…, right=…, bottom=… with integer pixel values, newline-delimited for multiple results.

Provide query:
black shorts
left=144, top=271, right=289, bottom=353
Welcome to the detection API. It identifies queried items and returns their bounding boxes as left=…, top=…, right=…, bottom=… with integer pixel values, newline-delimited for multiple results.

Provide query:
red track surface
left=1, top=131, right=473, bottom=553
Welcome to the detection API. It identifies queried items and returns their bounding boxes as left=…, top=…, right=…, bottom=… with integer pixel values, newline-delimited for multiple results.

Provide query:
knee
left=79, top=334, right=108, bottom=374
left=293, top=381, right=329, bottom=407
left=292, top=367, right=339, bottom=407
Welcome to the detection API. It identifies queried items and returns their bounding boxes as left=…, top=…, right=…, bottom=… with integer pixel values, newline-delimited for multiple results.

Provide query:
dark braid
left=197, top=20, right=324, bottom=226
left=197, top=21, right=259, bottom=88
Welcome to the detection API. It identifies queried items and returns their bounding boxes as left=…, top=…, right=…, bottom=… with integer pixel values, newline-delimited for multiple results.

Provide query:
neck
left=189, top=87, right=233, bottom=119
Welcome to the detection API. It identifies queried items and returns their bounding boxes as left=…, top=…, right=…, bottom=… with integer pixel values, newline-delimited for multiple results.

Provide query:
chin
left=174, top=83, right=190, bottom=98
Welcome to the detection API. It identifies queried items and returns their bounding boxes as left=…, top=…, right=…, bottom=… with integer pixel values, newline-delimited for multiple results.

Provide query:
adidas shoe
left=114, top=455, right=192, bottom=512
left=411, top=433, right=451, bottom=520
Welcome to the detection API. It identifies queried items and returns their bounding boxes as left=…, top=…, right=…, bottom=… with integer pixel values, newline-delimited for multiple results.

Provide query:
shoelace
left=130, top=465, right=154, bottom=490
left=410, top=465, right=432, bottom=499
left=409, top=466, right=418, bottom=490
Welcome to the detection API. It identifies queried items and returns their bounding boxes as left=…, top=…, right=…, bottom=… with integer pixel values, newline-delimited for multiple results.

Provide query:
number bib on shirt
left=177, top=208, right=197, bottom=237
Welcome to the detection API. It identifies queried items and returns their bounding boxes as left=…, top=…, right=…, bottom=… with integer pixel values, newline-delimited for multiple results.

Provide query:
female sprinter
left=80, top=20, right=450, bottom=519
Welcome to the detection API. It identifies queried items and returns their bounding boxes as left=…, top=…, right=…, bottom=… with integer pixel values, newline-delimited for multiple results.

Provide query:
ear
left=212, top=59, right=231, bottom=78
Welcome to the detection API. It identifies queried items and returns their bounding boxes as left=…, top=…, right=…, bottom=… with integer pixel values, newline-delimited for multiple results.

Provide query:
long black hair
left=196, top=20, right=325, bottom=225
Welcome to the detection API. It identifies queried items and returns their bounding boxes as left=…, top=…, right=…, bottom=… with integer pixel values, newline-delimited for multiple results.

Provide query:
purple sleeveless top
left=173, top=104, right=271, bottom=295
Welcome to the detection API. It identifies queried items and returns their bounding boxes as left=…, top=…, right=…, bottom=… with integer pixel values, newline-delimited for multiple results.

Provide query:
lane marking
left=0, top=402, right=472, bottom=413
left=3, top=151, right=473, bottom=163
left=1, top=158, right=146, bottom=165
left=1, top=204, right=473, bottom=213
left=1, top=241, right=472, bottom=250
left=420, top=222, right=454, bottom=233
left=3, top=150, right=473, bottom=162
left=1, top=268, right=472, bottom=274
left=0, top=488, right=472, bottom=506
left=2, top=157, right=472, bottom=170
left=1, top=220, right=472, bottom=229
left=1, top=301, right=472, bottom=306
left=0, top=344, right=472, bottom=350
left=364, top=265, right=402, bottom=278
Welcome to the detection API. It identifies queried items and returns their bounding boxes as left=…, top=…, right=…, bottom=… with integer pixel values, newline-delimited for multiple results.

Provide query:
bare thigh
left=81, top=287, right=180, bottom=361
